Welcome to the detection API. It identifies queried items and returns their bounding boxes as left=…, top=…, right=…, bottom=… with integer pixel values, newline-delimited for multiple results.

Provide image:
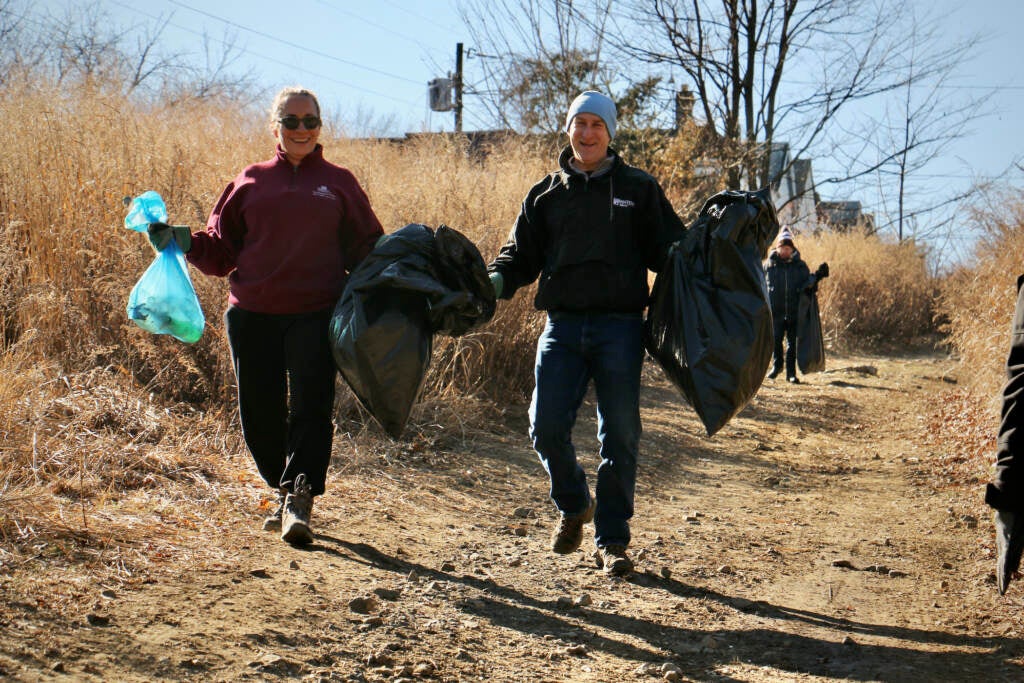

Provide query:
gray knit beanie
left=564, top=91, right=617, bottom=139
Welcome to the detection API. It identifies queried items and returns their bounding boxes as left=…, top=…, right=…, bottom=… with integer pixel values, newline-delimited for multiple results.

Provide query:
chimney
left=674, top=86, right=695, bottom=131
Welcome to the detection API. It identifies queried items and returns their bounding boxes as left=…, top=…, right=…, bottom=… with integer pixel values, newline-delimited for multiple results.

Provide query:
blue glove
left=147, top=222, right=192, bottom=253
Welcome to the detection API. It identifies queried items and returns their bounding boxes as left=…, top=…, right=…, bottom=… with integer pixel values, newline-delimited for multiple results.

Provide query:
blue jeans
left=529, top=312, right=644, bottom=548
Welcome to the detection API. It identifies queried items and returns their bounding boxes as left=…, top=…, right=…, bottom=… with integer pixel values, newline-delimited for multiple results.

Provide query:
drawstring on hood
left=609, top=176, right=614, bottom=222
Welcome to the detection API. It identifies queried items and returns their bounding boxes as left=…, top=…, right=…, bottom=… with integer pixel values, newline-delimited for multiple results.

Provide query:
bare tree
left=0, top=1, right=258, bottom=106
left=126, top=14, right=187, bottom=93
left=832, top=9, right=989, bottom=243
left=611, top=1, right=887, bottom=189
left=46, top=1, right=128, bottom=86
left=163, top=28, right=261, bottom=106
left=0, top=0, right=49, bottom=82
left=458, top=0, right=618, bottom=133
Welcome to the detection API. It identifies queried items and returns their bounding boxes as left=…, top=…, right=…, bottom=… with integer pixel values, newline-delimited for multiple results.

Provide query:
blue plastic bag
left=124, top=191, right=205, bottom=343
left=124, top=190, right=168, bottom=231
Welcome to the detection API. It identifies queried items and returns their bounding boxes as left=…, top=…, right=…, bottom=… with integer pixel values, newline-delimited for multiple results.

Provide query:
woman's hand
left=147, top=222, right=192, bottom=253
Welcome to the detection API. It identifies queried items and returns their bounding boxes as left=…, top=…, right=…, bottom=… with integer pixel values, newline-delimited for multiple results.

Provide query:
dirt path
left=3, top=352, right=1024, bottom=682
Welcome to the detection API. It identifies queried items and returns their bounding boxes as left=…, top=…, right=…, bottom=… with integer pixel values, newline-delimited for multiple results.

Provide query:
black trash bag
left=644, top=188, right=780, bottom=436
left=432, top=224, right=497, bottom=336
left=329, top=223, right=495, bottom=438
left=797, top=289, right=826, bottom=374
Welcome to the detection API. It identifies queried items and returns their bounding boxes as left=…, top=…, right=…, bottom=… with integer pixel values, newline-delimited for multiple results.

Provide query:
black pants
left=771, top=314, right=798, bottom=378
left=988, top=275, right=1024, bottom=512
left=225, top=305, right=336, bottom=496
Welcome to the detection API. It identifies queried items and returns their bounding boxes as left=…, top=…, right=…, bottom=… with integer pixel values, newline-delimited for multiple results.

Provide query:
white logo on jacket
left=313, top=185, right=336, bottom=200
left=612, top=197, right=635, bottom=208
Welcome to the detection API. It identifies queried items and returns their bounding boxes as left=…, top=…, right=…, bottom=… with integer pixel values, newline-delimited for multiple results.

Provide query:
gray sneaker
left=281, top=474, right=314, bottom=546
left=550, top=497, right=596, bottom=554
left=262, top=488, right=286, bottom=532
left=597, top=545, right=634, bottom=576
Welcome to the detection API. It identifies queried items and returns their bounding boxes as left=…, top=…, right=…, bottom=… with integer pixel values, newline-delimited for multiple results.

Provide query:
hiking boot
left=550, top=497, right=596, bottom=554
left=281, top=474, right=314, bottom=546
left=262, top=488, right=287, bottom=532
left=767, top=369, right=780, bottom=380
left=787, top=375, right=800, bottom=384
left=596, top=544, right=634, bottom=577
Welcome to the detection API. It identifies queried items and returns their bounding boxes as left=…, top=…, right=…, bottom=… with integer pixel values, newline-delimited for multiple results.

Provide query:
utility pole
left=454, top=42, right=463, bottom=133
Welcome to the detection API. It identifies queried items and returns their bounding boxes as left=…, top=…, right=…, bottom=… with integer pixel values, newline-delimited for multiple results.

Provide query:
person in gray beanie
left=564, top=90, right=618, bottom=138
left=486, top=90, right=686, bottom=576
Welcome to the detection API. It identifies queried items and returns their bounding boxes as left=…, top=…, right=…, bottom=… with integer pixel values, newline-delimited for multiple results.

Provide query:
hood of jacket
left=556, top=145, right=622, bottom=187
left=769, top=248, right=803, bottom=265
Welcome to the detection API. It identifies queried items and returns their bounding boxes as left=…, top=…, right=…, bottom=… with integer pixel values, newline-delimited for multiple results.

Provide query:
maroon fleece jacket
left=187, top=144, right=383, bottom=314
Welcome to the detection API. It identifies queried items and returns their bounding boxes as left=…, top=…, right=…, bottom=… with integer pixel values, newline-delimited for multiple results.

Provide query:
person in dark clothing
left=986, top=275, right=1024, bottom=594
left=764, top=227, right=828, bottom=383
left=487, top=91, right=686, bottom=576
left=147, top=86, right=384, bottom=546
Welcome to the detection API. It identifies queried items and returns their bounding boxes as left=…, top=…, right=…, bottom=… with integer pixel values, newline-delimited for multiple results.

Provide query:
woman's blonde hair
left=269, top=86, right=321, bottom=129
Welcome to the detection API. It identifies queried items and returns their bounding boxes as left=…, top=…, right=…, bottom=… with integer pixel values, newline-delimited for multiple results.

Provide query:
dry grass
left=937, top=188, right=1024, bottom=407
left=0, top=79, right=565, bottom=581
left=796, top=229, right=938, bottom=353
left=921, top=188, right=1024, bottom=487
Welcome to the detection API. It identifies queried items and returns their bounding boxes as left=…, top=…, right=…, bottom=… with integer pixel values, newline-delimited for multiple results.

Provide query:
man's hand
left=996, top=509, right=1024, bottom=594
left=147, top=222, right=192, bottom=253
left=489, top=272, right=504, bottom=299
left=815, top=262, right=830, bottom=280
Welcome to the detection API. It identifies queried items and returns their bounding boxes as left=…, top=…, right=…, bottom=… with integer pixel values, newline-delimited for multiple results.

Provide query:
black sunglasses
left=278, top=115, right=322, bottom=130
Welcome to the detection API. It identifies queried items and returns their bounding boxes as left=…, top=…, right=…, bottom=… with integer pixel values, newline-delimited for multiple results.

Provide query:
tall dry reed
left=0, top=78, right=566, bottom=568
left=0, top=79, right=563, bottom=411
left=937, top=189, right=1024, bottom=405
left=795, top=229, right=937, bottom=352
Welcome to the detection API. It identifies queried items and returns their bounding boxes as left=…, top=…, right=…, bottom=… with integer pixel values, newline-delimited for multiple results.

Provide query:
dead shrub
left=796, top=229, right=938, bottom=352
left=937, top=188, right=1024, bottom=405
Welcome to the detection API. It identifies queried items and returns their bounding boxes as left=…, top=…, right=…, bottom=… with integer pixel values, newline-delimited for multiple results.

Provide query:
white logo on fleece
left=313, top=185, right=336, bottom=200
left=612, top=197, right=634, bottom=208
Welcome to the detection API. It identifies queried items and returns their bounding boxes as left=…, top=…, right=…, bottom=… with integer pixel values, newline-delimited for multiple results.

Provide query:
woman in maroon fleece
left=149, top=87, right=384, bottom=545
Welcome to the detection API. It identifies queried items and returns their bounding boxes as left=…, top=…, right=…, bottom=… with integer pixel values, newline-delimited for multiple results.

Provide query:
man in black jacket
left=986, top=275, right=1024, bottom=594
left=487, top=91, right=685, bottom=576
left=764, top=227, right=828, bottom=383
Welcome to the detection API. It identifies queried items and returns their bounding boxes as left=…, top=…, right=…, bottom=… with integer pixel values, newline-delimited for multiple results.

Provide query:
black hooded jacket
left=987, top=274, right=1024, bottom=512
left=488, top=146, right=686, bottom=313
left=765, top=249, right=815, bottom=322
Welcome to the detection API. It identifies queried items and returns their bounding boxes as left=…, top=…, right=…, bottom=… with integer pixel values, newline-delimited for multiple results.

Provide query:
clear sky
left=27, top=0, right=1024, bottom=243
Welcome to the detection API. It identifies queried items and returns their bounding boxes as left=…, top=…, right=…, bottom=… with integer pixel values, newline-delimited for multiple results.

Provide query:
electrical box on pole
left=428, top=78, right=453, bottom=112
left=427, top=43, right=465, bottom=131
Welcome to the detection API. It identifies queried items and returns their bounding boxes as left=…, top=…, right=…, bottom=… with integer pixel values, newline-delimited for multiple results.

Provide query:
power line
left=166, top=0, right=422, bottom=85
left=375, top=0, right=462, bottom=35
left=102, top=0, right=418, bottom=104
left=932, top=84, right=1024, bottom=91
left=313, top=0, right=437, bottom=54
left=714, top=77, right=1024, bottom=92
